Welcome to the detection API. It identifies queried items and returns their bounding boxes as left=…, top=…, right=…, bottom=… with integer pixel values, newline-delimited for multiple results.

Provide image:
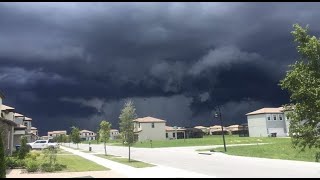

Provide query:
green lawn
left=95, top=154, right=155, bottom=168
left=211, top=138, right=318, bottom=162
left=127, top=135, right=289, bottom=148
left=31, top=150, right=109, bottom=172
left=57, top=155, right=109, bottom=172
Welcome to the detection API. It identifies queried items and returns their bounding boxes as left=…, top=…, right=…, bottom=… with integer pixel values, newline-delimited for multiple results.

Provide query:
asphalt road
left=65, top=143, right=320, bottom=178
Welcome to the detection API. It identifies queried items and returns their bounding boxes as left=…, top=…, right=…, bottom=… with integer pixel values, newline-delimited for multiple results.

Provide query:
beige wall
left=0, top=120, right=14, bottom=155
left=110, top=130, right=119, bottom=140
left=3, top=111, right=14, bottom=121
left=136, top=122, right=166, bottom=141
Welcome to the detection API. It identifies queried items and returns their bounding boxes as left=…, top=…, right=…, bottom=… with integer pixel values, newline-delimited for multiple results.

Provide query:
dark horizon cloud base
left=1, top=2, right=319, bottom=136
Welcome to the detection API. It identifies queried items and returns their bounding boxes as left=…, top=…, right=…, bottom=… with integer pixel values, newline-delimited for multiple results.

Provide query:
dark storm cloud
left=1, top=2, right=320, bottom=134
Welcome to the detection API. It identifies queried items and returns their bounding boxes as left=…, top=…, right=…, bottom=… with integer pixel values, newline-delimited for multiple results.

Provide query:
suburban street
left=64, top=143, right=320, bottom=178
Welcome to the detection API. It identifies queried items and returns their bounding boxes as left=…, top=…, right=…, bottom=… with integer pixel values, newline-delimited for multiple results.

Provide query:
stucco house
left=209, top=125, right=228, bottom=135
left=246, top=107, right=287, bottom=137
left=13, top=112, right=36, bottom=144
left=79, top=129, right=96, bottom=141
left=110, top=129, right=120, bottom=140
left=31, top=127, right=39, bottom=142
left=0, top=94, right=17, bottom=155
left=48, top=130, right=67, bottom=138
left=165, top=126, right=186, bottom=139
left=194, top=126, right=210, bottom=135
left=133, top=116, right=166, bottom=141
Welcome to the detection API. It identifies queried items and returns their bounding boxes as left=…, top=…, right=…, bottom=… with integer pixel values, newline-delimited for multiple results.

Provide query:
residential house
left=194, top=126, right=210, bottom=135
left=13, top=112, right=35, bottom=142
left=133, top=116, right=166, bottom=141
left=227, top=124, right=242, bottom=135
left=185, top=128, right=204, bottom=138
left=30, top=127, right=39, bottom=142
left=48, top=130, right=67, bottom=138
left=209, top=125, right=228, bottom=135
left=0, top=94, right=17, bottom=155
left=110, top=129, right=120, bottom=140
left=246, top=107, right=287, bottom=137
left=79, top=130, right=96, bottom=141
left=165, top=126, right=186, bottom=139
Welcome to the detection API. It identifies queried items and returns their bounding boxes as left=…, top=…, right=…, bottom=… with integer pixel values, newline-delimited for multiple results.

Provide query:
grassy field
left=95, top=154, right=155, bottom=168
left=127, top=135, right=289, bottom=148
left=211, top=138, right=318, bottom=162
left=29, top=149, right=109, bottom=172
left=57, top=155, right=109, bottom=171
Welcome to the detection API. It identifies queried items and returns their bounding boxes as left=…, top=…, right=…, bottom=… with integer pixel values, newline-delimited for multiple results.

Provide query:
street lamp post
left=215, top=106, right=227, bottom=152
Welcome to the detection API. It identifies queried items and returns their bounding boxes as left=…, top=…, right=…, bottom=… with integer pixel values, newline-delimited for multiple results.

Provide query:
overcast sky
left=1, top=2, right=319, bottom=135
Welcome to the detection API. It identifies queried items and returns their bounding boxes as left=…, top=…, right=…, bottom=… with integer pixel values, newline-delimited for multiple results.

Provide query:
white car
left=27, top=139, right=59, bottom=150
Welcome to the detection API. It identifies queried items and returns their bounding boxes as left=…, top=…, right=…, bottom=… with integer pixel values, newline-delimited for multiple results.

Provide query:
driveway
left=63, top=143, right=320, bottom=178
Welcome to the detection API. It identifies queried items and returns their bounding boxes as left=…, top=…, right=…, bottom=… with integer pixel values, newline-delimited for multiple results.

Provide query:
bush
left=54, top=163, right=67, bottom=171
left=26, top=151, right=41, bottom=161
left=5, top=157, right=26, bottom=169
left=25, top=160, right=39, bottom=172
left=40, top=163, right=55, bottom=172
left=18, top=136, right=30, bottom=159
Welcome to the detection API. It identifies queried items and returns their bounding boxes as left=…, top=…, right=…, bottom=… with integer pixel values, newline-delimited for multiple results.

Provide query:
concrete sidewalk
left=61, top=146, right=215, bottom=178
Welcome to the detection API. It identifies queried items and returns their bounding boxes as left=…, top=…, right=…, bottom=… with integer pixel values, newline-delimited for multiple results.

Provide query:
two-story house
left=30, top=127, right=39, bottom=142
left=79, top=130, right=96, bottom=141
left=110, top=129, right=120, bottom=140
left=246, top=107, right=287, bottom=137
left=48, top=130, right=67, bottom=138
left=0, top=94, right=17, bottom=155
left=13, top=113, right=28, bottom=145
left=133, top=116, right=166, bottom=141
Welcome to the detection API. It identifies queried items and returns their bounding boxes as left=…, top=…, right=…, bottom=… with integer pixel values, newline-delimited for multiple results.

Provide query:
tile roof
left=110, top=129, right=119, bottom=132
left=133, top=116, right=166, bottom=123
left=165, top=126, right=186, bottom=131
left=14, top=113, right=24, bottom=117
left=48, top=130, right=67, bottom=134
left=1, top=104, right=15, bottom=111
left=31, top=127, right=37, bottom=130
left=80, top=130, right=95, bottom=133
left=15, top=124, right=27, bottom=129
left=24, top=117, right=32, bottom=121
left=246, top=107, right=284, bottom=115
left=194, top=126, right=209, bottom=129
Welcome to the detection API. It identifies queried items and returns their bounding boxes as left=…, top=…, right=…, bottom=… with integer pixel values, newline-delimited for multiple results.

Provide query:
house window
left=166, top=133, right=168, bottom=138
left=279, top=115, right=283, bottom=121
left=24, top=122, right=28, bottom=127
left=267, top=115, right=271, bottom=121
left=151, top=123, right=155, bottom=128
left=273, top=115, right=277, bottom=121
left=173, top=133, right=175, bottom=138
left=139, top=123, right=141, bottom=128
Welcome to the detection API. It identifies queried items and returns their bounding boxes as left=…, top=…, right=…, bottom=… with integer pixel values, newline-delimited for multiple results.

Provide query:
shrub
left=5, top=157, right=26, bottom=169
left=18, top=136, right=30, bottom=159
left=26, top=151, right=41, bottom=161
left=25, top=160, right=39, bottom=172
left=40, top=163, right=54, bottom=172
left=54, top=163, right=67, bottom=171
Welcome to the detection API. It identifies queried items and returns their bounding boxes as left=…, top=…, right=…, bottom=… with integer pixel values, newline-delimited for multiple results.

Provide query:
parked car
left=27, top=139, right=59, bottom=150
